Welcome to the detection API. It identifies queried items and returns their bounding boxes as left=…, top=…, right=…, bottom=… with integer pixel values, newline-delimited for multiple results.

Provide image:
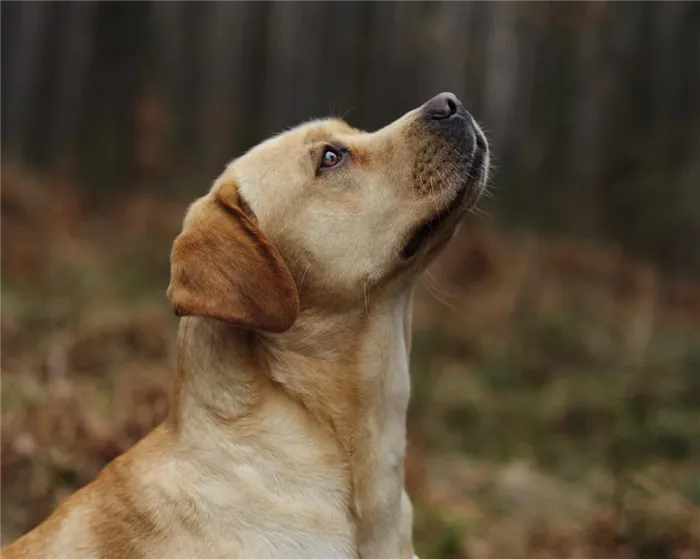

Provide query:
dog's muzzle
left=401, top=92, right=488, bottom=259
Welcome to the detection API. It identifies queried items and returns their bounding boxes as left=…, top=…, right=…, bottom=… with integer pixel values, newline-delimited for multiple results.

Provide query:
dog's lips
left=400, top=179, right=470, bottom=259
left=401, top=124, right=488, bottom=260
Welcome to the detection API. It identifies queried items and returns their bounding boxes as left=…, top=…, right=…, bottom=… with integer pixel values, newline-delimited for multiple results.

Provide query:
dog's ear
left=167, top=179, right=299, bottom=333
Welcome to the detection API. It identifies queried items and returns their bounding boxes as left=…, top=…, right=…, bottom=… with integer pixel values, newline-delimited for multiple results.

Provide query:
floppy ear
left=167, top=180, right=300, bottom=333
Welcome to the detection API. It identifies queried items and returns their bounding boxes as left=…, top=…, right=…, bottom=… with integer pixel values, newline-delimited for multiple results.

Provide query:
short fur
left=3, top=95, right=489, bottom=559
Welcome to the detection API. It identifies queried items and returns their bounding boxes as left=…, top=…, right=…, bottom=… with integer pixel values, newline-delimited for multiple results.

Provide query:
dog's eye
left=320, top=147, right=344, bottom=170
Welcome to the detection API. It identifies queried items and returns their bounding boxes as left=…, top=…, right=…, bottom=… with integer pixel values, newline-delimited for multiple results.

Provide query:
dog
left=2, top=92, right=489, bottom=559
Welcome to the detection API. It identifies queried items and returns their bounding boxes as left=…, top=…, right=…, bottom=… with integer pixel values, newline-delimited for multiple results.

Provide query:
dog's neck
left=168, top=286, right=415, bottom=550
left=266, top=287, right=414, bottom=470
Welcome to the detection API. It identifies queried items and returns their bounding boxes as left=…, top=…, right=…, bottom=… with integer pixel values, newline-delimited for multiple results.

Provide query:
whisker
left=433, top=168, right=453, bottom=223
left=298, top=265, right=311, bottom=295
left=421, top=278, right=460, bottom=311
left=428, top=175, right=440, bottom=216
left=340, top=106, right=356, bottom=121
left=469, top=206, right=491, bottom=218
left=425, top=271, right=460, bottom=300
left=454, top=232, right=475, bottom=249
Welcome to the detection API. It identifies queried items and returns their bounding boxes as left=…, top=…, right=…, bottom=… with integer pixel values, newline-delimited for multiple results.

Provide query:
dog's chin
left=400, top=179, right=473, bottom=260
left=401, top=135, right=488, bottom=260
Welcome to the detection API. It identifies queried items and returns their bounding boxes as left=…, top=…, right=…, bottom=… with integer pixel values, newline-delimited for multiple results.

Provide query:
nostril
left=424, top=92, right=463, bottom=121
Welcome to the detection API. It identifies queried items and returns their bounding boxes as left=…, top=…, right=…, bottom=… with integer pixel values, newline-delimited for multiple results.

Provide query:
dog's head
left=167, top=93, right=490, bottom=332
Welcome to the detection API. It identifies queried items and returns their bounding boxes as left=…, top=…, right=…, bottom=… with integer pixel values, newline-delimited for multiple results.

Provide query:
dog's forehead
left=230, top=118, right=365, bottom=179
left=298, top=118, right=362, bottom=142
left=252, top=119, right=363, bottom=154
left=225, top=119, right=365, bottom=205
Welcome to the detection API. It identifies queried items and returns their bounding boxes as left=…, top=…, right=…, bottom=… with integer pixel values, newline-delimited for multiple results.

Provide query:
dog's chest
left=136, top=415, right=357, bottom=558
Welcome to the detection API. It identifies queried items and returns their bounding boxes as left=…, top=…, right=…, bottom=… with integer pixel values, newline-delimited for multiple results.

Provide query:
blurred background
left=2, top=1, right=700, bottom=557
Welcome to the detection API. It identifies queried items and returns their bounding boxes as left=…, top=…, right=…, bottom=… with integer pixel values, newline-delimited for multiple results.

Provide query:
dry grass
left=2, top=163, right=699, bottom=556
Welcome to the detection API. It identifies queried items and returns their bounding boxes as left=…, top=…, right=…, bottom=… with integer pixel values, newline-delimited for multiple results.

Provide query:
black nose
left=423, top=92, right=464, bottom=121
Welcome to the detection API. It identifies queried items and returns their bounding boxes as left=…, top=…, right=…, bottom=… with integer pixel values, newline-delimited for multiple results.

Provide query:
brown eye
left=320, top=146, right=345, bottom=170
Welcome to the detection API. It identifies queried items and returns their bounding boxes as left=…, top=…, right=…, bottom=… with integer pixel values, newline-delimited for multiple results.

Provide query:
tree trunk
left=482, top=1, right=519, bottom=155
left=423, top=1, right=473, bottom=101
left=261, top=1, right=326, bottom=137
left=48, top=2, right=97, bottom=172
left=567, top=14, right=607, bottom=233
left=5, top=1, right=50, bottom=160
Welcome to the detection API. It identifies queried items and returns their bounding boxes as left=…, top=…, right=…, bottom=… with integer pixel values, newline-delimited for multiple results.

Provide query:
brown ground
left=2, top=162, right=699, bottom=557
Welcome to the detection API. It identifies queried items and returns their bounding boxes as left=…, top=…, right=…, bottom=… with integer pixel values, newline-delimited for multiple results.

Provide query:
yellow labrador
left=2, top=92, right=489, bottom=559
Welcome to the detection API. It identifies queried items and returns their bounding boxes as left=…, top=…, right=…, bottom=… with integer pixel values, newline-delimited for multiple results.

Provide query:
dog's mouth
left=400, top=179, right=470, bottom=259
left=400, top=129, right=488, bottom=260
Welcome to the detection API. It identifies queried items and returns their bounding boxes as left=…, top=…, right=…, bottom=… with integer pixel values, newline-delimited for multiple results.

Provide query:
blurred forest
left=2, top=2, right=700, bottom=558
left=3, top=1, right=700, bottom=272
